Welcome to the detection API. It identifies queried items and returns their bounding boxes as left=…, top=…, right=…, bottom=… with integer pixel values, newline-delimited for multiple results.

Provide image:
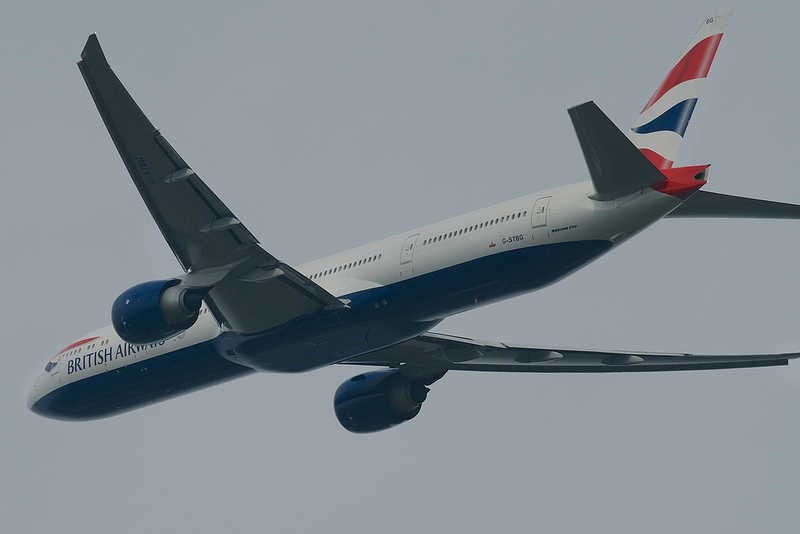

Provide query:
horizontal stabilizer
left=569, top=102, right=665, bottom=201
left=667, top=191, right=800, bottom=219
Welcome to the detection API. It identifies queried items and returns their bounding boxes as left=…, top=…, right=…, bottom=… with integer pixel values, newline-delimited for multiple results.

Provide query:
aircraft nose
left=27, top=370, right=56, bottom=418
left=26, top=378, right=40, bottom=413
left=26, top=366, right=100, bottom=421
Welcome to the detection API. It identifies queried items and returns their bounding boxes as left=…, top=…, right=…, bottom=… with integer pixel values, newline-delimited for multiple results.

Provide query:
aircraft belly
left=217, top=315, right=441, bottom=373
left=342, top=239, right=613, bottom=322
left=212, top=239, right=610, bottom=373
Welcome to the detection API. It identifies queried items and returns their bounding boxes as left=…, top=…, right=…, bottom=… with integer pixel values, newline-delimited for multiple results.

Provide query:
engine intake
left=334, top=369, right=433, bottom=433
left=111, top=279, right=206, bottom=344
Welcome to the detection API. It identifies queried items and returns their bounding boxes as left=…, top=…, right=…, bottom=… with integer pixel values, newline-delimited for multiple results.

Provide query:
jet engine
left=111, top=279, right=206, bottom=344
left=334, top=369, right=438, bottom=433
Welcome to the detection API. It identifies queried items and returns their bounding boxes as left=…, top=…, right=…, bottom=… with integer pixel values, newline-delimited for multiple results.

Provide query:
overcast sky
left=4, top=1, right=800, bottom=532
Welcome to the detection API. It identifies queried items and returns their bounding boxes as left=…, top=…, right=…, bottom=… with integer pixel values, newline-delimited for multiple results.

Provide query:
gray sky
left=4, top=1, right=800, bottom=532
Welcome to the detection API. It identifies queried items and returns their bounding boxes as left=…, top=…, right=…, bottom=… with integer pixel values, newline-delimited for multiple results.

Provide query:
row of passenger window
left=422, top=210, right=528, bottom=246
left=310, top=253, right=383, bottom=280
left=309, top=209, right=527, bottom=281
left=61, top=337, right=112, bottom=358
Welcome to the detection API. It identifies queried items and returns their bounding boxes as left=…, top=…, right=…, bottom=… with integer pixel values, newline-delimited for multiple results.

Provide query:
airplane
left=27, top=12, right=800, bottom=432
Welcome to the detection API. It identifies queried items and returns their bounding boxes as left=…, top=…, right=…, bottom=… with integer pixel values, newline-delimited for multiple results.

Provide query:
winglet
left=80, top=34, right=109, bottom=68
left=569, top=101, right=665, bottom=201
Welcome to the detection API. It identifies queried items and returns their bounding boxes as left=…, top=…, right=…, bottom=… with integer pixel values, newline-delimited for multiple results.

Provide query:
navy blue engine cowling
left=334, top=370, right=431, bottom=433
left=111, top=279, right=205, bottom=344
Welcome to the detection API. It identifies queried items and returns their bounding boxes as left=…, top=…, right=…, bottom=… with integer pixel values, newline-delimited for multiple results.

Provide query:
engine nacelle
left=334, top=370, right=431, bottom=433
left=111, top=279, right=205, bottom=345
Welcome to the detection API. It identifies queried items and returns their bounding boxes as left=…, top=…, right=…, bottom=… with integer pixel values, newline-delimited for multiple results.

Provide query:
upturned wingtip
left=79, top=33, right=108, bottom=67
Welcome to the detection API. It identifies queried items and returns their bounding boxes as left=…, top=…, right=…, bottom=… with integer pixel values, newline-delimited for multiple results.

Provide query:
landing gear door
left=531, top=196, right=551, bottom=228
left=400, top=234, right=419, bottom=264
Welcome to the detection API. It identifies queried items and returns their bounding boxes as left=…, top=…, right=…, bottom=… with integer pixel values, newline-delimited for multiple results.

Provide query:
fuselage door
left=400, top=234, right=420, bottom=264
left=531, top=196, right=551, bottom=228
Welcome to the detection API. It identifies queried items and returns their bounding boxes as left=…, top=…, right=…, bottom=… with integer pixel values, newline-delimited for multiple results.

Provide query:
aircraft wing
left=78, top=34, right=345, bottom=333
left=342, top=332, right=800, bottom=376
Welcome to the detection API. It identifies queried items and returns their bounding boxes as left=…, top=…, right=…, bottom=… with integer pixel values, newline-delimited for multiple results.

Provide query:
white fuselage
left=301, top=181, right=675, bottom=300
left=27, top=180, right=684, bottom=418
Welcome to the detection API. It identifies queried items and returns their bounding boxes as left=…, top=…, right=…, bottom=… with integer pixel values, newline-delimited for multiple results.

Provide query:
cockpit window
left=47, top=336, right=100, bottom=373
left=45, top=357, right=60, bottom=373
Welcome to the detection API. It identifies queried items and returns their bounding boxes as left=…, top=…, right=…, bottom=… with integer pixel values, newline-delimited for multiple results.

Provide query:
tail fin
left=627, top=12, right=731, bottom=169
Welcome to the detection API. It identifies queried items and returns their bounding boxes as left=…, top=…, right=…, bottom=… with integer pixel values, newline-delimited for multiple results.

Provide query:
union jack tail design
left=627, top=12, right=731, bottom=169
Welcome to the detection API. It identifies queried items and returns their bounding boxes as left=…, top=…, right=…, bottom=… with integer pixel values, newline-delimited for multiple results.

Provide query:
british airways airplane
left=27, top=13, right=800, bottom=432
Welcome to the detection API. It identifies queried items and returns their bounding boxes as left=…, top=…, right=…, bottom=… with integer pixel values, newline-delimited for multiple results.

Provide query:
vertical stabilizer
left=627, top=12, right=731, bottom=169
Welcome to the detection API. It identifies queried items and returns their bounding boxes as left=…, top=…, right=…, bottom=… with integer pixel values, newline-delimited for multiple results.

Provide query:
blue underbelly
left=342, top=239, right=613, bottom=321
